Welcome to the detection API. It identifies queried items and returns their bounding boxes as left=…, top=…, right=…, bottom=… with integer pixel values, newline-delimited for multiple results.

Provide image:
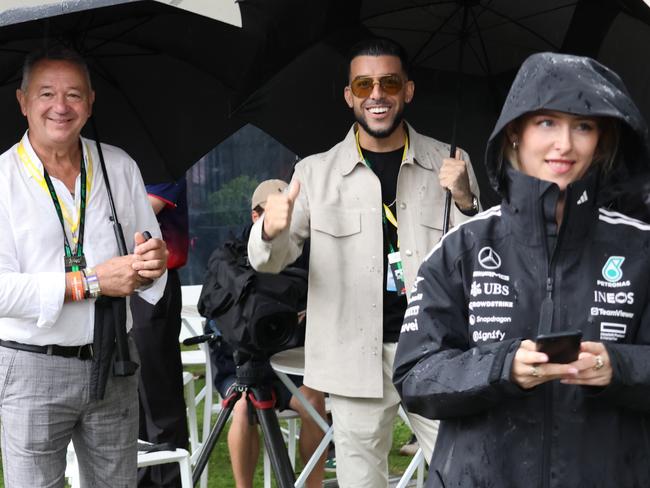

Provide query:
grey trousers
left=0, top=342, right=139, bottom=488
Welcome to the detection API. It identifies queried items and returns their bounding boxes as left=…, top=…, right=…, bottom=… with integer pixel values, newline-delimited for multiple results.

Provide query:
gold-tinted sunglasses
left=350, top=74, right=404, bottom=98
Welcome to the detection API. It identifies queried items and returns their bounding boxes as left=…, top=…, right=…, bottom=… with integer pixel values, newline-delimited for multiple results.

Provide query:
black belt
left=0, top=340, right=94, bottom=360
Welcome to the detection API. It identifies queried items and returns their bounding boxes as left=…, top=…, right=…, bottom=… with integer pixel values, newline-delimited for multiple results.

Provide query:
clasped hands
left=94, top=231, right=168, bottom=297
left=512, top=339, right=613, bottom=390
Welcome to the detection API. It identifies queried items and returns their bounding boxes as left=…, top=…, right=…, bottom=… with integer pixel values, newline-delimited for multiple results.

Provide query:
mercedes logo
left=478, top=246, right=501, bottom=270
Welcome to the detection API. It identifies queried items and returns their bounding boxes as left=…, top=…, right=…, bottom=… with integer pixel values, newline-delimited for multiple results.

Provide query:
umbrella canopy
left=0, top=0, right=355, bottom=183
left=0, top=0, right=258, bottom=183
left=0, top=0, right=242, bottom=27
left=235, top=0, right=650, bottom=206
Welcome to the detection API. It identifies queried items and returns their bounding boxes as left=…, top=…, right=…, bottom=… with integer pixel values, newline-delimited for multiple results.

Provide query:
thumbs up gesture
left=262, top=179, right=301, bottom=240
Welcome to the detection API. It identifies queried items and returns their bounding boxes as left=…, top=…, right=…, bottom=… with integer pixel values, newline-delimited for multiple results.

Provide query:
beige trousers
left=329, top=343, right=439, bottom=488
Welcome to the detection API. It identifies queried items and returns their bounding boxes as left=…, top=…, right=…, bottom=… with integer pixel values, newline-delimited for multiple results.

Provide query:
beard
left=355, top=104, right=405, bottom=139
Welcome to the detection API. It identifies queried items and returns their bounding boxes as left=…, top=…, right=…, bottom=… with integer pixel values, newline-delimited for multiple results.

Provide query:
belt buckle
left=46, top=345, right=55, bottom=356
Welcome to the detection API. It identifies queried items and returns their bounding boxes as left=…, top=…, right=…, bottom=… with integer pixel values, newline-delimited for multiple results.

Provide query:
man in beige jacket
left=248, top=38, right=480, bottom=487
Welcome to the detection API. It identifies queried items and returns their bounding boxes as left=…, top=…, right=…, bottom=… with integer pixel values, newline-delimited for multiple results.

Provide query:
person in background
left=394, top=52, right=650, bottom=487
left=248, top=38, right=481, bottom=487
left=207, top=179, right=326, bottom=488
left=131, top=176, right=190, bottom=488
left=0, top=47, right=167, bottom=487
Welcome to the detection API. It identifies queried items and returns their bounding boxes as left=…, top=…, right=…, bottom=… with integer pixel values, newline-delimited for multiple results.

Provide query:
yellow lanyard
left=355, top=130, right=407, bottom=248
left=383, top=203, right=398, bottom=229
left=355, top=130, right=407, bottom=231
left=17, top=140, right=94, bottom=242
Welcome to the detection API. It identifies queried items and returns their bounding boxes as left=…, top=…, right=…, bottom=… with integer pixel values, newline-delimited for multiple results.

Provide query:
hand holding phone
left=535, top=330, right=582, bottom=364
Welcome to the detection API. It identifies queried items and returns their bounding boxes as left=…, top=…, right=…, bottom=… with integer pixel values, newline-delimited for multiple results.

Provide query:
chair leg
left=288, top=418, right=298, bottom=469
left=65, top=442, right=81, bottom=488
left=200, top=343, right=213, bottom=488
left=183, top=372, right=199, bottom=455
left=395, top=448, right=426, bottom=488
left=417, top=456, right=425, bottom=488
left=179, top=454, right=193, bottom=488
left=263, top=444, right=272, bottom=488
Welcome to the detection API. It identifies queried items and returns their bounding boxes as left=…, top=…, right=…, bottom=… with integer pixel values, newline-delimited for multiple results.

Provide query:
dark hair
left=21, top=46, right=91, bottom=91
left=347, top=37, right=410, bottom=79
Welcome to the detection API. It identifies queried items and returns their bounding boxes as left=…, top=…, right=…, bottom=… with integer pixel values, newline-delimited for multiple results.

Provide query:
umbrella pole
left=90, top=117, right=138, bottom=377
left=443, top=5, right=470, bottom=235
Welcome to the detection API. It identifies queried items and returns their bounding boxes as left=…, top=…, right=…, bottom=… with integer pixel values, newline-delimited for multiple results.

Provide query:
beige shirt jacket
left=248, top=123, right=481, bottom=398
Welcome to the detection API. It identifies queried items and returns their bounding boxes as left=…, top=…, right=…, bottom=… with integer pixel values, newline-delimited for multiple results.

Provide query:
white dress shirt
left=0, top=132, right=166, bottom=346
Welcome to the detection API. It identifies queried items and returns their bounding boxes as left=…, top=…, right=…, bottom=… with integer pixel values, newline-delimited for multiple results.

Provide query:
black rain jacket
left=393, top=53, right=650, bottom=488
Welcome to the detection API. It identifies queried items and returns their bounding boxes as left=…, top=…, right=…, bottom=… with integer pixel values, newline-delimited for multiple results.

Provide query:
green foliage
left=207, top=175, right=260, bottom=226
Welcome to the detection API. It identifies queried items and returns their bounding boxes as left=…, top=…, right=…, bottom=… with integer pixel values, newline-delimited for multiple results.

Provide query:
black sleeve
left=393, top=240, right=527, bottom=420
left=584, top=289, right=650, bottom=412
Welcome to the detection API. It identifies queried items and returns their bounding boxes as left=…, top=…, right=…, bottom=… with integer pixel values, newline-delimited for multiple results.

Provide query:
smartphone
left=535, top=330, right=582, bottom=364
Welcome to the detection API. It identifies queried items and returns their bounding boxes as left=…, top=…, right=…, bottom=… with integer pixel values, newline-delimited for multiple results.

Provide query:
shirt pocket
left=312, top=207, right=361, bottom=238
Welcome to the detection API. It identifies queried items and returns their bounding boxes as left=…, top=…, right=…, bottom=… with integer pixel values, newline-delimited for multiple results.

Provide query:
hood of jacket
left=485, top=52, right=650, bottom=218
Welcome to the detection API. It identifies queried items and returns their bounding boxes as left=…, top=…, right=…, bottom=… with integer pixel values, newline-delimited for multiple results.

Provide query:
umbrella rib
left=362, top=1, right=458, bottom=23
left=411, top=4, right=463, bottom=66
left=89, top=58, right=172, bottom=177
left=466, top=40, right=487, bottom=75
left=415, top=36, right=466, bottom=67
left=473, top=2, right=579, bottom=34
left=83, top=16, right=157, bottom=55
left=476, top=2, right=578, bottom=30
left=468, top=5, right=492, bottom=77
left=478, top=4, right=561, bottom=50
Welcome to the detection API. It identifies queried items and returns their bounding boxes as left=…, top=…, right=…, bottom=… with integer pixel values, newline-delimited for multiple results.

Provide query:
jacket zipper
left=539, top=187, right=572, bottom=488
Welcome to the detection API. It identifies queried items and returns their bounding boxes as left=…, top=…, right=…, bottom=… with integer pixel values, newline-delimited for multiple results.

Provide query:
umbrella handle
left=442, top=6, right=470, bottom=237
left=442, top=189, right=452, bottom=235
left=442, top=142, right=457, bottom=236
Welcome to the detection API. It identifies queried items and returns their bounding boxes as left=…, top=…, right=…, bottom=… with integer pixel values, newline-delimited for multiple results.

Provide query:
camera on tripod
left=187, top=237, right=308, bottom=487
left=197, top=238, right=307, bottom=359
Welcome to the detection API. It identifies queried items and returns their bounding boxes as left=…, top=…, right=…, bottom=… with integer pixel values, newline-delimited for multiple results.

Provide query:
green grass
left=0, top=360, right=420, bottom=487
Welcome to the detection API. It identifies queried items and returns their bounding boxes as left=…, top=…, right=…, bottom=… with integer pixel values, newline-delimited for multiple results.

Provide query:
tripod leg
left=250, top=387, right=296, bottom=488
left=192, top=390, right=240, bottom=486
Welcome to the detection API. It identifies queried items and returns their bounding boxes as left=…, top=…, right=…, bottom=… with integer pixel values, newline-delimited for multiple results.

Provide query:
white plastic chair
left=395, top=406, right=426, bottom=488
left=65, top=443, right=193, bottom=488
left=180, top=284, right=206, bottom=366
left=65, top=373, right=200, bottom=488
left=180, top=284, right=212, bottom=488
left=137, top=445, right=193, bottom=488
left=262, top=409, right=301, bottom=488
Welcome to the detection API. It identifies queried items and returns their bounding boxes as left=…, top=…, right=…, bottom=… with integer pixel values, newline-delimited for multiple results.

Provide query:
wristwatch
left=458, top=194, right=479, bottom=216
left=83, top=267, right=102, bottom=299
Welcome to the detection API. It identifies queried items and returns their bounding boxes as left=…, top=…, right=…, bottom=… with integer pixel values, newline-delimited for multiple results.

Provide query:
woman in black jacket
left=393, top=52, right=650, bottom=488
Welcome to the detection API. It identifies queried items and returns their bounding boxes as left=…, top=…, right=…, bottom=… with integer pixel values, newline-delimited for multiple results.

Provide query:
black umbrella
left=0, top=0, right=359, bottom=183
left=0, top=0, right=261, bottom=183
left=235, top=0, right=650, bottom=211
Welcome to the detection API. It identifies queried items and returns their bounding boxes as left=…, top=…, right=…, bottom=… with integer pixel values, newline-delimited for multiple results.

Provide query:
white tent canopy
left=0, top=0, right=242, bottom=27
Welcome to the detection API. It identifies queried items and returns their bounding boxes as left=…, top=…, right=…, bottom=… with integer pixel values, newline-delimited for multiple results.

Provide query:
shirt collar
left=339, top=121, right=431, bottom=176
left=18, top=131, right=89, bottom=180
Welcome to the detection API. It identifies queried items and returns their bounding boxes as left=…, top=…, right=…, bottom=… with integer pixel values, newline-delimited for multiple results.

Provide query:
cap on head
left=251, top=179, right=288, bottom=210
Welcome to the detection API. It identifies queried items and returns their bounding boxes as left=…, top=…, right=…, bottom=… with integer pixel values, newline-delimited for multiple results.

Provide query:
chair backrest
left=180, top=285, right=205, bottom=341
left=181, top=285, right=203, bottom=308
